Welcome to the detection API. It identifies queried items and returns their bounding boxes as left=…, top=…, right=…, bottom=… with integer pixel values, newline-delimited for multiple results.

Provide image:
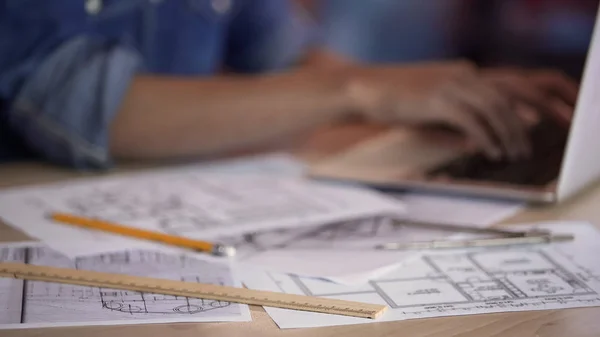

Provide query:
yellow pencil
left=49, top=212, right=236, bottom=257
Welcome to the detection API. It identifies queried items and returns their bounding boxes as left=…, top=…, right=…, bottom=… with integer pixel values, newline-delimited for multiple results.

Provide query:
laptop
left=308, top=7, right=600, bottom=204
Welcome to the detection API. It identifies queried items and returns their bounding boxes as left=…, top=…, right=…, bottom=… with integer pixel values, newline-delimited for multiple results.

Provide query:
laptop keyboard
left=427, top=118, right=569, bottom=186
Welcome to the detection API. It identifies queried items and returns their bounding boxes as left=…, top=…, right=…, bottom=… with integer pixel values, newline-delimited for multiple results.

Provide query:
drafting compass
left=375, top=220, right=574, bottom=251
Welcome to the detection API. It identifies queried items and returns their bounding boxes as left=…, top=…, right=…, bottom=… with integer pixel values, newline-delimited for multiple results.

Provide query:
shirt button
left=211, top=0, right=232, bottom=15
left=85, top=0, right=103, bottom=15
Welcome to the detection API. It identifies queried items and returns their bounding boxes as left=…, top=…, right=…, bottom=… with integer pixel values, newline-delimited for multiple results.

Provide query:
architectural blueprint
left=0, top=245, right=250, bottom=329
left=0, top=170, right=402, bottom=257
left=242, top=222, right=600, bottom=329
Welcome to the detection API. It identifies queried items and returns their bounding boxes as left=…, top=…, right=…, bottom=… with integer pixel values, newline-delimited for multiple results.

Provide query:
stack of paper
left=0, top=153, right=537, bottom=328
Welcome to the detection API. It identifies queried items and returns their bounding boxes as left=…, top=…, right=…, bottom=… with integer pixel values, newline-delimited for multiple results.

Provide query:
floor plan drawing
left=0, top=245, right=250, bottom=329
left=287, top=249, right=595, bottom=309
left=243, top=224, right=600, bottom=329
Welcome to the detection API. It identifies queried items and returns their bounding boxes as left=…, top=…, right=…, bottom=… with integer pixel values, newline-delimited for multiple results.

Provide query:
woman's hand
left=483, top=67, right=579, bottom=126
left=345, top=61, right=578, bottom=160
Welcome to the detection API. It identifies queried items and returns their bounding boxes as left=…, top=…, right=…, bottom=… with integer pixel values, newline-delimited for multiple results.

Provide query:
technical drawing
left=99, top=290, right=230, bottom=315
left=0, top=247, right=26, bottom=325
left=64, top=186, right=219, bottom=233
left=1, top=246, right=244, bottom=327
left=0, top=169, right=399, bottom=260
left=286, top=249, right=598, bottom=310
left=57, top=175, right=354, bottom=236
left=0, top=246, right=26, bottom=262
left=24, top=248, right=234, bottom=314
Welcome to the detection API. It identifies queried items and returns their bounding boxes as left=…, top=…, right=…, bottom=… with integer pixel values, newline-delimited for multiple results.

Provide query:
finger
left=547, top=97, right=574, bottom=127
left=441, top=100, right=502, bottom=160
left=490, top=76, right=568, bottom=125
left=477, top=80, right=531, bottom=158
left=500, top=99, right=532, bottom=158
left=488, top=75, right=544, bottom=107
left=445, top=82, right=515, bottom=159
left=530, top=71, right=579, bottom=106
left=451, top=78, right=529, bottom=160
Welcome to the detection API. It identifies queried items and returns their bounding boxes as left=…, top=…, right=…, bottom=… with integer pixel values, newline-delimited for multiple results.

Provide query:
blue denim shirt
left=0, top=0, right=315, bottom=168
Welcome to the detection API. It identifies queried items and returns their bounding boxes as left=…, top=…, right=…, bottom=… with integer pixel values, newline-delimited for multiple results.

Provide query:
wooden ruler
left=0, top=262, right=387, bottom=319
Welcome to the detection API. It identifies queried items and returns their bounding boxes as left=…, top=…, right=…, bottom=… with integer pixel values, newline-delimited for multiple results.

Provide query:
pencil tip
left=212, top=244, right=237, bottom=257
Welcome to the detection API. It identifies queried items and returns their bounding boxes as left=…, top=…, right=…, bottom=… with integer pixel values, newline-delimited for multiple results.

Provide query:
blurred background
left=302, top=0, right=598, bottom=79
left=1, top=0, right=598, bottom=167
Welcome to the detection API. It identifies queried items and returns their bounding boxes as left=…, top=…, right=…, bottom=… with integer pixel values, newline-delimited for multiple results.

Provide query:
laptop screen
left=555, top=3, right=600, bottom=200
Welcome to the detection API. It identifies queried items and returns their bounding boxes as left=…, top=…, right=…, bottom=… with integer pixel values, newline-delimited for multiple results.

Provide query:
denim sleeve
left=6, top=36, right=141, bottom=169
left=225, top=0, right=320, bottom=73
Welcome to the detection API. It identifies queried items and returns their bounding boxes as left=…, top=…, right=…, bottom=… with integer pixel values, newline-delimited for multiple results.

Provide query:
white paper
left=0, top=245, right=27, bottom=324
left=0, top=169, right=402, bottom=258
left=0, top=153, right=522, bottom=283
left=217, top=216, right=458, bottom=283
left=392, top=192, right=523, bottom=226
left=0, top=245, right=251, bottom=329
left=210, top=154, right=524, bottom=282
left=193, top=156, right=523, bottom=283
left=242, top=222, right=600, bottom=329
left=217, top=191, right=523, bottom=283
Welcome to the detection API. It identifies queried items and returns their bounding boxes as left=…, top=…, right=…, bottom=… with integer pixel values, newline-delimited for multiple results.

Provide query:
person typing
left=0, top=0, right=577, bottom=169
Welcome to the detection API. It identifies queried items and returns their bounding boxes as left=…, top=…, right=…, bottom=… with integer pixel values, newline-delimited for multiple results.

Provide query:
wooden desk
left=1, top=126, right=599, bottom=337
